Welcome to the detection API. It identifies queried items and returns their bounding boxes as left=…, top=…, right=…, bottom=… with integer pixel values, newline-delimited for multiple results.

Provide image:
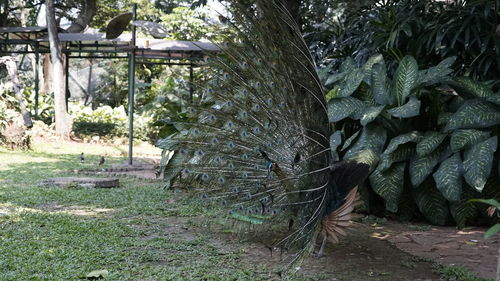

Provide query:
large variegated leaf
left=353, top=87, right=377, bottom=106
left=450, top=129, right=490, bottom=152
left=327, top=97, right=366, bottom=122
left=345, top=149, right=379, bottom=170
left=450, top=184, right=480, bottom=229
left=416, top=132, right=447, bottom=157
left=337, top=69, right=365, bottom=98
left=433, top=153, right=462, bottom=201
left=409, top=147, right=442, bottom=187
left=344, top=125, right=387, bottom=159
left=340, top=130, right=360, bottom=151
left=379, top=143, right=416, bottom=171
left=444, top=99, right=500, bottom=132
left=329, top=131, right=342, bottom=160
left=161, top=151, right=188, bottom=189
left=156, top=135, right=180, bottom=151
left=360, top=105, right=385, bottom=126
left=325, top=87, right=339, bottom=102
left=449, top=77, right=494, bottom=99
left=370, top=163, right=405, bottom=212
left=362, top=54, right=384, bottom=85
left=463, top=136, right=498, bottom=192
left=325, top=72, right=347, bottom=86
left=394, top=56, right=418, bottom=104
left=384, top=131, right=423, bottom=154
left=387, top=97, right=421, bottom=118
left=340, top=57, right=356, bottom=73
left=437, top=112, right=453, bottom=126
left=417, top=56, right=455, bottom=85
left=371, top=63, right=391, bottom=105
left=412, top=179, right=449, bottom=225
left=329, top=131, right=342, bottom=152
left=486, top=92, right=500, bottom=106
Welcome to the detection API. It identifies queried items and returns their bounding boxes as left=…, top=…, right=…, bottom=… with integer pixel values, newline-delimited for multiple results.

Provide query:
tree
left=65, top=0, right=97, bottom=33
left=46, top=0, right=72, bottom=137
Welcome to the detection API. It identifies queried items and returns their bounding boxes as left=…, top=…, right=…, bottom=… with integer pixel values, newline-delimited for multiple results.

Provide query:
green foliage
left=369, top=162, right=405, bottom=212
left=327, top=54, right=500, bottom=226
left=311, top=0, right=500, bottom=81
left=432, top=264, right=493, bottom=281
left=0, top=88, right=19, bottom=132
left=70, top=104, right=150, bottom=140
left=73, top=121, right=117, bottom=137
left=412, top=179, right=449, bottom=226
left=160, top=7, right=214, bottom=41
left=433, top=153, right=462, bottom=202
left=463, top=136, right=498, bottom=191
left=92, top=0, right=164, bottom=30
left=469, top=198, right=500, bottom=239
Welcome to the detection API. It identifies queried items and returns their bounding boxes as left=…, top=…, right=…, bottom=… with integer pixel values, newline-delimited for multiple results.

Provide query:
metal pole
left=189, top=63, right=194, bottom=103
left=127, top=3, right=137, bottom=165
left=65, top=52, right=69, bottom=110
left=34, top=42, right=39, bottom=120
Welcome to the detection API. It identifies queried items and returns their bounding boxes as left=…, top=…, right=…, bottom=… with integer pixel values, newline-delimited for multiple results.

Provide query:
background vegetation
left=310, top=0, right=499, bottom=226
left=1, top=0, right=499, bottom=228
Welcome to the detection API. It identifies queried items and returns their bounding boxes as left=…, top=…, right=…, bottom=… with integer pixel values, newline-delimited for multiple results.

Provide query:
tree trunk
left=65, top=0, right=97, bottom=33
left=46, top=0, right=72, bottom=138
left=42, top=54, right=52, bottom=93
left=19, top=0, right=27, bottom=26
left=1, top=57, right=33, bottom=128
left=0, top=0, right=8, bottom=26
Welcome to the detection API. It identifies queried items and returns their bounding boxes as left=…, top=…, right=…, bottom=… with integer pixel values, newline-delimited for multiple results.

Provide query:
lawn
left=0, top=143, right=275, bottom=281
left=0, top=142, right=493, bottom=281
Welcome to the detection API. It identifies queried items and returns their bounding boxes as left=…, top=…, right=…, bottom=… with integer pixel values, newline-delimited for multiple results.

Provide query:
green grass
left=432, top=264, right=494, bottom=281
left=0, top=145, right=310, bottom=281
left=1, top=143, right=493, bottom=281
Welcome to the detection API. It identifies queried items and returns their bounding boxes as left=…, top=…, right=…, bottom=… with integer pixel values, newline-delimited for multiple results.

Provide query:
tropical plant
left=310, top=0, right=500, bottom=81
left=137, top=74, right=190, bottom=140
left=325, top=53, right=500, bottom=226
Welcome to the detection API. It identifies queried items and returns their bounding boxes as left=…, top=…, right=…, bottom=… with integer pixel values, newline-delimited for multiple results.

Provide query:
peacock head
left=268, top=161, right=280, bottom=173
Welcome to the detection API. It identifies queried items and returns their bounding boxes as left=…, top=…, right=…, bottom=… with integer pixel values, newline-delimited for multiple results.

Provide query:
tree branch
left=65, top=0, right=96, bottom=33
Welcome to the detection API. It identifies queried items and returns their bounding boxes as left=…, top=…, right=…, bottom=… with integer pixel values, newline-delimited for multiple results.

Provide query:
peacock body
left=158, top=0, right=370, bottom=270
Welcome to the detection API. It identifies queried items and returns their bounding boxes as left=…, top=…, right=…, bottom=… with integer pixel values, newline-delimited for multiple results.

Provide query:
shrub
left=70, top=104, right=151, bottom=141
left=73, top=121, right=117, bottom=137
left=325, top=54, right=500, bottom=226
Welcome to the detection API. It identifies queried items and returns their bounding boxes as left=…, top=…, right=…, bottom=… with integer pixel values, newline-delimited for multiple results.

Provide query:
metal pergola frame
left=0, top=4, right=218, bottom=164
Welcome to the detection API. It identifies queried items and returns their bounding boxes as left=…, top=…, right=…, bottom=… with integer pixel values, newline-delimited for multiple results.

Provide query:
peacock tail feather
left=158, top=0, right=370, bottom=271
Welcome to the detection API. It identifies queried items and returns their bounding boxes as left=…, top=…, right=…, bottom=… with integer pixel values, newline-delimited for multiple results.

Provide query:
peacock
left=158, top=0, right=370, bottom=271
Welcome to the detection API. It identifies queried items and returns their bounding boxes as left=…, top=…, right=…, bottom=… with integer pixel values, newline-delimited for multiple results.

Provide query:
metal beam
left=136, top=61, right=199, bottom=66
left=34, top=42, right=39, bottom=120
left=189, top=63, right=194, bottom=103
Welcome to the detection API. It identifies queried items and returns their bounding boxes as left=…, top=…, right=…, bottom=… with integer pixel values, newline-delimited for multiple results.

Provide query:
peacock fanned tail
left=159, top=0, right=370, bottom=271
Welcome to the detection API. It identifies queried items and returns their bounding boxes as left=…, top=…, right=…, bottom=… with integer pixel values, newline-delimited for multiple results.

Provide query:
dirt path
left=382, top=222, right=499, bottom=280
left=132, top=211, right=498, bottom=281
left=64, top=143, right=497, bottom=280
left=78, top=164, right=498, bottom=280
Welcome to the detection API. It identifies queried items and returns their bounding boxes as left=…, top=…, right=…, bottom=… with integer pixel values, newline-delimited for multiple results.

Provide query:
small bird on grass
left=79, top=152, right=85, bottom=162
left=99, top=156, right=105, bottom=166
